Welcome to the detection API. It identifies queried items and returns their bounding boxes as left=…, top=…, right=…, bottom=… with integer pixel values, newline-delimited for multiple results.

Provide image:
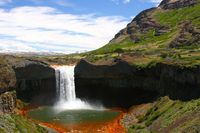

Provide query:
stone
left=0, top=91, right=16, bottom=114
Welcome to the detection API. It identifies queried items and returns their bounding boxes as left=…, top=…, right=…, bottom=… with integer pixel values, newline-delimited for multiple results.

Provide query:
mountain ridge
left=83, top=0, right=200, bottom=67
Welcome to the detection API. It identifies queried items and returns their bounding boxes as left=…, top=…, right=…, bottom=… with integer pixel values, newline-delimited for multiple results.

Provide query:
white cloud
left=111, top=0, right=131, bottom=4
left=29, top=0, right=75, bottom=7
left=0, top=0, right=12, bottom=6
left=143, top=0, right=162, bottom=5
left=151, top=0, right=162, bottom=5
left=123, top=0, right=130, bottom=4
left=0, top=6, right=129, bottom=53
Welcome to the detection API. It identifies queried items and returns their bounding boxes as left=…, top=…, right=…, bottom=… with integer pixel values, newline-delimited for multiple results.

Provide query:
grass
left=154, top=2, right=200, bottom=28
left=0, top=114, right=47, bottom=133
left=126, top=97, right=200, bottom=133
left=91, top=37, right=134, bottom=55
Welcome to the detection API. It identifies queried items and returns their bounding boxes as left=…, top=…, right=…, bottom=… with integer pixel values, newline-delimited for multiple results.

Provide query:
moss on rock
left=0, top=114, right=48, bottom=133
left=124, top=97, right=200, bottom=133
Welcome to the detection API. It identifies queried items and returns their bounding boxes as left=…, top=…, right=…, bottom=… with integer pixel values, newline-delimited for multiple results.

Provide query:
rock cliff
left=75, top=59, right=200, bottom=108
left=13, top=60, right=57, bottom=105
left=0, top=55, right=52, bottom=132
left=0, top=55, right=57, bottom=108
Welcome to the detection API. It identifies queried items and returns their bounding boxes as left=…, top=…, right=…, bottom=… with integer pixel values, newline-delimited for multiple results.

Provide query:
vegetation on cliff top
left=123, top=96, right=200, bottom=133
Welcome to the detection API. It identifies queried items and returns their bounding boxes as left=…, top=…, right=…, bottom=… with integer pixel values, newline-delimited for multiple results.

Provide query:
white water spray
left=54, top=66, right=104, bottom=111
left=55, top=66, right=76, bottom=101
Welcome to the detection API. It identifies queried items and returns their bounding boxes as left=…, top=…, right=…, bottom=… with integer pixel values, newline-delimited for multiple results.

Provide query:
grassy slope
left=79, top=2, right=200, bottom=67
left=123, top=97, right=200, bottom=133
left=0, top=114, right=47, bottom=133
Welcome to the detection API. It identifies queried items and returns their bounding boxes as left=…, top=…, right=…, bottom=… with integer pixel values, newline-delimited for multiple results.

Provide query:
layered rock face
left=14, top=60, right=57, bottom=105
left=75, top=59, right=200, bottom=108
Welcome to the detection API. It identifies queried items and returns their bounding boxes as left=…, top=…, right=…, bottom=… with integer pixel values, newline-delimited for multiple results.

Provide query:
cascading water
left=54, top=66, right=103, bottom=111
left=55, top=66, right=76, bottom=101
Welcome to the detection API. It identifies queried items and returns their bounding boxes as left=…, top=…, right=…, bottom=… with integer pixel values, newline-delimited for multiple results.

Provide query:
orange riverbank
left=20, top=106, right=127, bottom=133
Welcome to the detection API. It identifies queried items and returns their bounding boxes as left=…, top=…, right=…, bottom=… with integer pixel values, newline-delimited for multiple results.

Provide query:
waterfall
left=55, top=66, right=76, bottom=101
left=54, top=65, right=104, bottom=111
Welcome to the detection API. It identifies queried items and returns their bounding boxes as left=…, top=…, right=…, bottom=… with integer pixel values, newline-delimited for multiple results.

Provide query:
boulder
left=0, top=91, right=16, bottom=114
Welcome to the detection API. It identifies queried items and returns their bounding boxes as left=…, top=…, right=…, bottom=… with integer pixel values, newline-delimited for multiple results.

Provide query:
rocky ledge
left=75, top=59, right=200, bottom=108
left=0, top=55, right=57, bottom=107
left=13, top=59, right=57, bottom=105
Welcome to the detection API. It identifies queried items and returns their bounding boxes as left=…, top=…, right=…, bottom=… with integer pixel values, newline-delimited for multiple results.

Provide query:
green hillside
left=83, top=0, right=200, bottom=67
left=123, top=96, right=200, bottom=133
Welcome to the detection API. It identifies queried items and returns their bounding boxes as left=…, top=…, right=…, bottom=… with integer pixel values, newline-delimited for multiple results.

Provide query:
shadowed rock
left=75, top=59, right=200, bottom=108
left=14, top=60, right=56, bottom=105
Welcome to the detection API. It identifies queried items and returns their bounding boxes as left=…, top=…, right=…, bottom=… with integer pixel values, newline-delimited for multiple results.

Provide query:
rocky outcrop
left=159, top=0, right=198, bottom=10
left=0, top=58, right=16, bottom=94
left=0, top=55, right=52, bottom=132
left=0, top=91, right=16, bottom=114
left=110, top=7, right=169, bottom=44
left=170, top=22, right=200, bottom=48
left=13, top=60, right=56, bottom=105
left=0, top=55, right=57, bottom=113
left=75, top=59, right=200, bottom=108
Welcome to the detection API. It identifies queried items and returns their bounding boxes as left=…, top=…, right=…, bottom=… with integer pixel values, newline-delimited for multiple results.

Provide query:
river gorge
left=8, top=58, right=200, bottom=133
left=0, top=55, right=200, bottom=132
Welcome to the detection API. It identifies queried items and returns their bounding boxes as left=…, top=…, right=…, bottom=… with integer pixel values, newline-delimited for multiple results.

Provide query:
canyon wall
left=75, top=59, right=200, bottom=108
left=14, top=60, right=57, bottom=105
left=0, top=55, right=57, bottom=109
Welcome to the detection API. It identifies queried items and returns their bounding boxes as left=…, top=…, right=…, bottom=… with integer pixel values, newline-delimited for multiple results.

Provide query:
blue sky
left=0, top=0, right=162, bottom=53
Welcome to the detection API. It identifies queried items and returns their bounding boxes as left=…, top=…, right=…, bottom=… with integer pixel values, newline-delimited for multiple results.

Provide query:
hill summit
left=87, top=0, right=200, bottom=67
